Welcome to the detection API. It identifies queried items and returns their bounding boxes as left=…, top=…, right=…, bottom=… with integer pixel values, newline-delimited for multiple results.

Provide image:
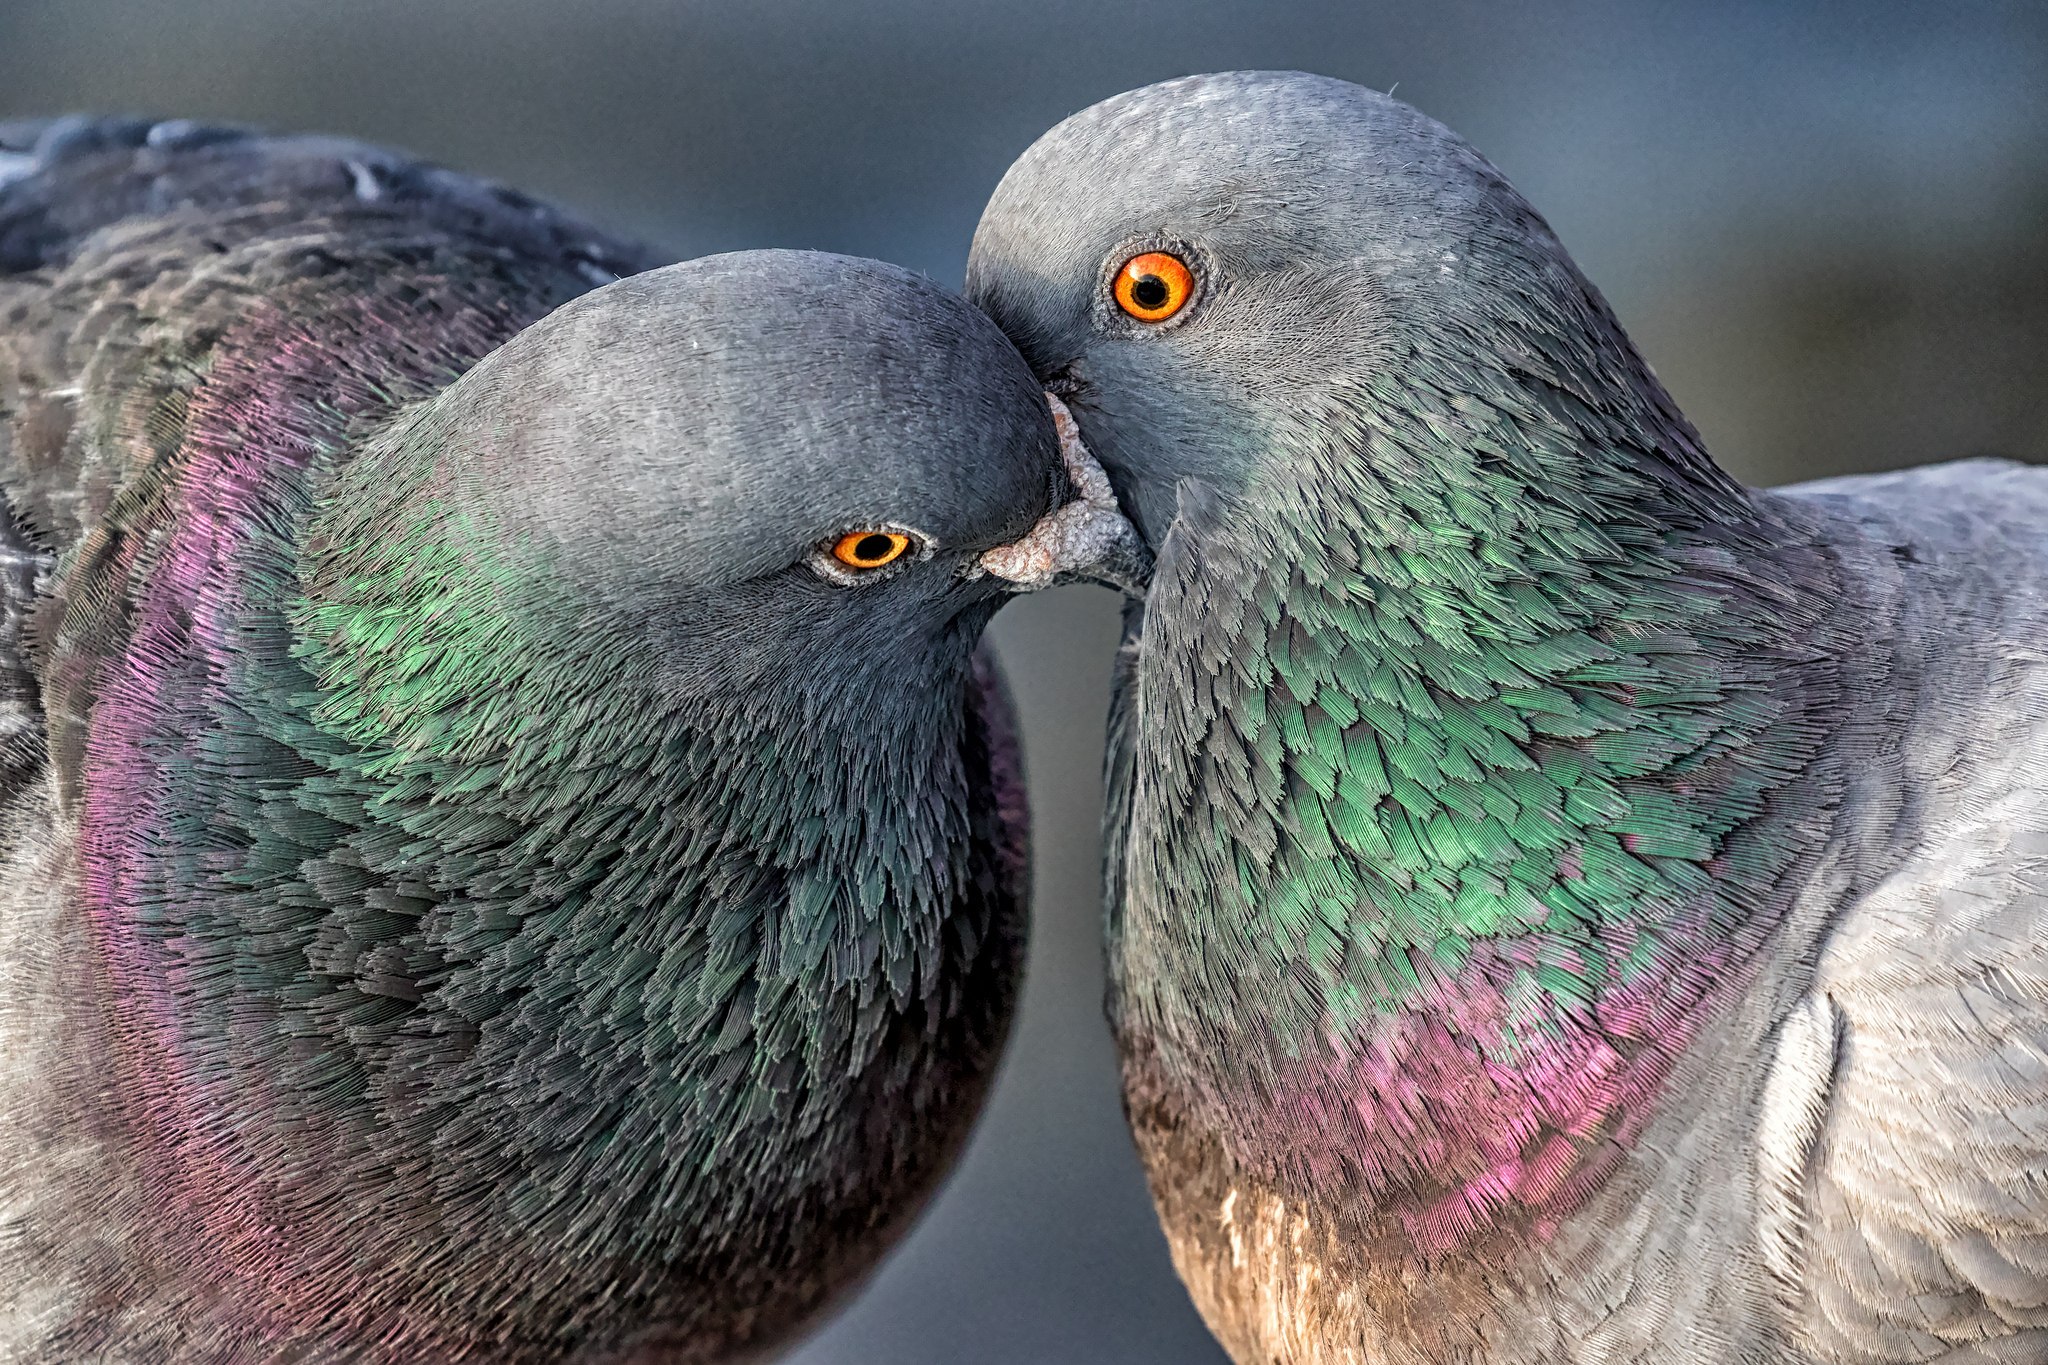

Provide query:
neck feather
left=1114, top=335, right=1847, bottom=1247
left=68, top=314, right=997, bottom=1348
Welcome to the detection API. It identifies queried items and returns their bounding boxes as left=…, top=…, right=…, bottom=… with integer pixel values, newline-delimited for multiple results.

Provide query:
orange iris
left=831, top=530, right=913, bottom=570
left=1113, top=251, right=1195, bottom=322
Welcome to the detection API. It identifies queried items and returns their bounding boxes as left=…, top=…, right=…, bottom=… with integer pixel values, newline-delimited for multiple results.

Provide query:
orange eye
left=1113, top=251, right=1196, bottom=322
left=830, top=530, right=913, bottom=570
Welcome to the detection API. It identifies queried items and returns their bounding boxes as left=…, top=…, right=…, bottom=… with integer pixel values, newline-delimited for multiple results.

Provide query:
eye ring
left=810, top=526, right=930, bottom=586
left=1112, top=251, right=1196, bottom=323
left=832, top=530, right=912, bottom=569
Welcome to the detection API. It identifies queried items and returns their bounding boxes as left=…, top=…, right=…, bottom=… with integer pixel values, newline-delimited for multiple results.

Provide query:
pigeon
left=0, top=119, right=1134, bottom=1363
left=966, top=71, right=2048, bottom=1364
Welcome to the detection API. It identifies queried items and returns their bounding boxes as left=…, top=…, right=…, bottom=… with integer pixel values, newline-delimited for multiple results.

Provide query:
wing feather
left=1773, top=459, right=2048, bottom=1360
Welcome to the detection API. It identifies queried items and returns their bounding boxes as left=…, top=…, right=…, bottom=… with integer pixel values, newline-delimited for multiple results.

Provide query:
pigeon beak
left=975, top=393, right=1152, bottom=598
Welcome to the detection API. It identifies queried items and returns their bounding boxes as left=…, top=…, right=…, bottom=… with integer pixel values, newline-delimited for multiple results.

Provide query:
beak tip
left=978, top=540, right=1058, bottom=588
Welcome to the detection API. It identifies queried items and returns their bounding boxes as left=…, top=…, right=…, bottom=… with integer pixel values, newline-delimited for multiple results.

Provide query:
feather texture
left=967, top=71, right=2048, bottom=1363
left=0, top=118, right=1039, bottom=1362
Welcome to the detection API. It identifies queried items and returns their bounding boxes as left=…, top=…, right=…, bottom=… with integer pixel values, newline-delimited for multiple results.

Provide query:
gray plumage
left=967, top=70, right=2048, bottom=1363
left=0, top=118, right=1091, bottom=1362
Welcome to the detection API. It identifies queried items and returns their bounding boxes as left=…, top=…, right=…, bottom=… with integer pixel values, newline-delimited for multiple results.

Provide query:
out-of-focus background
left=3, top=1, right=2042, bottom=1360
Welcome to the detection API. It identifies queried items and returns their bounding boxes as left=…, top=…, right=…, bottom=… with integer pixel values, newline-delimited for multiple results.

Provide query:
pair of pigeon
left=1, top=71, right=2042, bottom=1365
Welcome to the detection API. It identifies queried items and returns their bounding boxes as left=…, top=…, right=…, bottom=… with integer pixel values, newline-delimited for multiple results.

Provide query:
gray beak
left=977, top=393, right=1151, bottom=597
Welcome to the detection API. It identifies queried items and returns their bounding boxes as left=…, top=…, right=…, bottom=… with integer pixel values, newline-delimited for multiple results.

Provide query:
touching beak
left=976, top=393, right=1152, bottom=598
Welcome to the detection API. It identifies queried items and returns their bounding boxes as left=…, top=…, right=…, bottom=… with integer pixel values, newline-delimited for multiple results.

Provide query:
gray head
left=966, top=71, right=1711, bottom=547
left=311, top=249, right=1120, bottom=704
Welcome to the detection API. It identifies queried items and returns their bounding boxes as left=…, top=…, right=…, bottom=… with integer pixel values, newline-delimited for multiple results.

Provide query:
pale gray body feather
left=1764, top=459, right=2048, bottom=1364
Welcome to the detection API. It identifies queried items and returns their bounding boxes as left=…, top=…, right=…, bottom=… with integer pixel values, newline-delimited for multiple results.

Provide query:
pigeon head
left=966, top=70, right=1735, bottom=551
left=308, top=249, right=1108, bottom=709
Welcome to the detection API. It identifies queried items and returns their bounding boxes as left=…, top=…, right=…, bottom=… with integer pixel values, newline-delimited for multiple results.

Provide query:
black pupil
left=853, top=534, right=895, bottom=563
left=1130, top=275, right=1170, bottom=310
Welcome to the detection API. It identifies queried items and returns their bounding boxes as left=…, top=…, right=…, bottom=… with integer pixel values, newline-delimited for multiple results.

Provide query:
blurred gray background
left=3, top=1, right=2041, bottom=1360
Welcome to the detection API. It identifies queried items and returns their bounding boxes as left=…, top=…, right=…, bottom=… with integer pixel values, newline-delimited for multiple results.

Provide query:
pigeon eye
left=1113, top=252, right=1195, bottom=323
left=830, top=530, right=913, bottom=570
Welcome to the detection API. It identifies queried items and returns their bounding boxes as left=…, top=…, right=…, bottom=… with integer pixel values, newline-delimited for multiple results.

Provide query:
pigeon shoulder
left=0, top=115, right=654, bottom=282
left=1754, top=456, right=2048, bottom=1359
left=1773, top=456, right=2046, bottom=822
left=1780, top=454, right=2048, bottom=581
left=0, top=116, right=660, bottom=552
